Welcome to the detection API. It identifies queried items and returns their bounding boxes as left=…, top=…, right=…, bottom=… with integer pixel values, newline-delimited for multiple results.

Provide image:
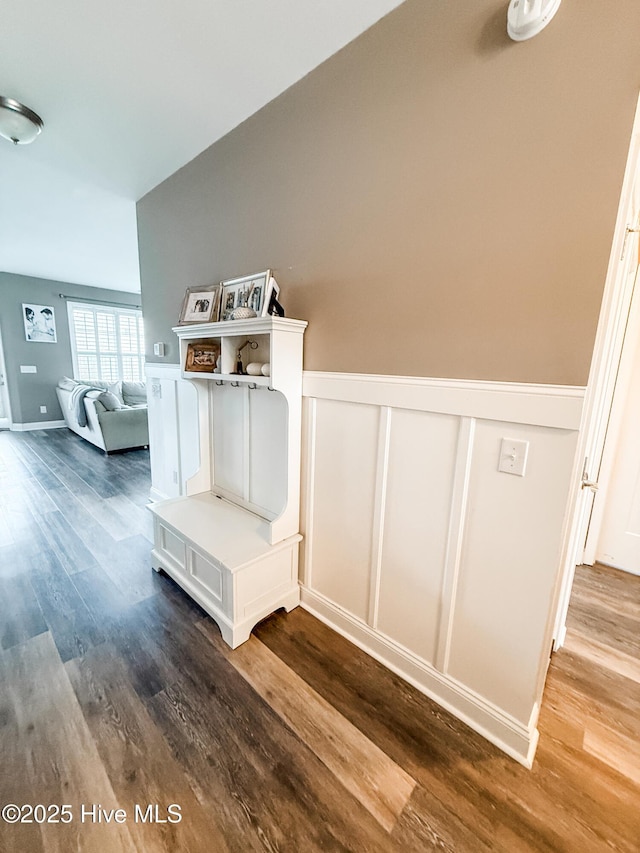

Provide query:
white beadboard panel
left=211, top=383, right=246, bottom=497
left=376, top=408, right=459, bottom=664
left=310, top=399, right=380, bottom=622
left=446, top=419, right=579, bottom=722
left=249, top=389, right=288, bottom=516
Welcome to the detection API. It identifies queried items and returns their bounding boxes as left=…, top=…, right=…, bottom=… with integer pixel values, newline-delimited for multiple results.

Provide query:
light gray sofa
left=56, top=377, right=149, bottom=453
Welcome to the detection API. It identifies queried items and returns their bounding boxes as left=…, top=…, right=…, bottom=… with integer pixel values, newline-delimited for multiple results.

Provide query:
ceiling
left=0, top=0, right=406, bottom=293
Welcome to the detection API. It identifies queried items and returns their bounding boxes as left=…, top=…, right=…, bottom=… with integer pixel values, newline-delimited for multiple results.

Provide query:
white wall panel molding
left=301, top=371, right=582, bottom=765
left=303, top=371, right=585, bottom=429
left=299, top=397, right=317, bottom=589
left=300, top=587, right=538, bottom=767
left=435, top=416, right=475, bottom=673
left=146, top=362, right=200, bottom=501
left=145, top=363, right=181, bottom=379
left=367, top=406, right=392, bottom=629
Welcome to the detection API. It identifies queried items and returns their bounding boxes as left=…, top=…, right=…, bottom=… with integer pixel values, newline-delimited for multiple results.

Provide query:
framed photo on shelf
left=185, top=341, right=220, bottom=373
left=178, top=284, right=222, bottom=325
left=262, top=276, right=283, bottom=316
left=220, top=270, right=271, bottom=321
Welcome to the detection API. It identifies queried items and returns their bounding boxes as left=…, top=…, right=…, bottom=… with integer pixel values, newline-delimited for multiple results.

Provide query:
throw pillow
left=122, top=381, right=147, bottom=406
left=107, top=380, right=124, bottom=405
left=97, top=391, right=124, bottom=411
left=58, top=376, right=77, bottom=391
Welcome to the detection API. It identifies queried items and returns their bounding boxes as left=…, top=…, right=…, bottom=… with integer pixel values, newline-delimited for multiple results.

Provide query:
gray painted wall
left=137, top=0, right=640, bottom=386
left=0, top=272, right=141, bottom=426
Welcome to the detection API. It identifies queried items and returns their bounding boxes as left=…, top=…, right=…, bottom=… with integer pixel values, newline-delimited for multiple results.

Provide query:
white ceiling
left=0, top=0, right=406, bottom=293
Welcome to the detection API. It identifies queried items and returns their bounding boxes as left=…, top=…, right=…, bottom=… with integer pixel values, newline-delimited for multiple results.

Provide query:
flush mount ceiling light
left=507, top=0, right=562, bottom=41
left=0, top=96, right=44, bottom=145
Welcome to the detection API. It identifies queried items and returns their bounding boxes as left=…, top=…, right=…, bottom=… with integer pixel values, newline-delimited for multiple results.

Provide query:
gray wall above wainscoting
left=0, top=272, right=140, bottom=426
left=137, top=0, right=640, bottom=386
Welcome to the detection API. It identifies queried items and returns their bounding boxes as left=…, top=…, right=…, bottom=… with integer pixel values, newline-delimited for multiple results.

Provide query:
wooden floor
left=0, top=429, right=639, bottom=852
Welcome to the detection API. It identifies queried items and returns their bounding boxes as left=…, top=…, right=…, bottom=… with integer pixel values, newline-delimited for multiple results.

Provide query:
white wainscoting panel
left=446, top=419, right=579, bottom=723
left=146, top=364, right=199, bottom=501
left=177, top=380, right=200, bottom=484
left=376, top=408, right=459, bottom=665
left=307, top=399, right=380, bottom=623
left=301, top=372, right=584, bottom=765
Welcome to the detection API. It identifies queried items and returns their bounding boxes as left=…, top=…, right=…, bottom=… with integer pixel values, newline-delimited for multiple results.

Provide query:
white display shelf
left=174, top=317, right=307, bottom=391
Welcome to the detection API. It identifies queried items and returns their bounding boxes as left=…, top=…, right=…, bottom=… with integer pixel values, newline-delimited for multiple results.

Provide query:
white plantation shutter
left=68, top=302, right=144, bottom=381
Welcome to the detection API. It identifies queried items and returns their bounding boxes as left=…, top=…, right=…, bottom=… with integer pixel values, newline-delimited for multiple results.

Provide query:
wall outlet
left=153, top=342, right=166, bottom=357
left=498, top=437, right=529, bottom=476
left=40, top=405, right=47, bottom=414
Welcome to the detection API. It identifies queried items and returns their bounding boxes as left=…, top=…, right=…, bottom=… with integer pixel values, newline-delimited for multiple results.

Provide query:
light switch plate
left=20, top=365, right=37, bottom=373
left=499, top=437, right=529, bottom=476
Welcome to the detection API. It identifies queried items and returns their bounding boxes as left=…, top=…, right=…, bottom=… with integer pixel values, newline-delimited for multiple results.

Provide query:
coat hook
left=231, top=380, right=240, bottom=387
left=215, top=379, right=224, bottom=386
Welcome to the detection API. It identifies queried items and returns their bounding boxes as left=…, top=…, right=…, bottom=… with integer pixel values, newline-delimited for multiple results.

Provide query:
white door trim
left=0, top=325, right=12, bottom=429
left=552, top=92, right=640, bottom=649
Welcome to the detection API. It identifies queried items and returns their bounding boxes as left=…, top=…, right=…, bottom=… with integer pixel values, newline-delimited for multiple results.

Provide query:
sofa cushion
left=97, top=390, right=125, bottom=411
left=122, top=381, right=147, bottom=406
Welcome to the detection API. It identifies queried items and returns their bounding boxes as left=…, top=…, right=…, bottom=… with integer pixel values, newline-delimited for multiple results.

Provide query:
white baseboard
left=300, top=586, right=537, bottom=768
left=149, top=486, right=171, bottom=502
left=11, top=420, right=66, bottom=432
left=553, top=623, right=567, bottom=651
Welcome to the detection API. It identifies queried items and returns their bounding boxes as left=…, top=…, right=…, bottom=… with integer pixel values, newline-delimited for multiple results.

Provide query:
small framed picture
left=220, top=270, right=271, bottom=321
left=185, top=341, right=221, bottom=373
left=262, top=276, right=282, bottom=317
left=178, top=284, right=222, bottom=325
left=23, top=303, right=57, bottom=342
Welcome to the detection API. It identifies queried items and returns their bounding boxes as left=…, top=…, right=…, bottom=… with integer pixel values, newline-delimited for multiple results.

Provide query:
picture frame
left=23, top=303, right=57, bottom=343
left=220, top=270, right=271, bottom=321
left=185, top=341, right=221, bottom=373
left=263, top=276, right=282, bottom=317
left=178, top=284, right=222, bottom=325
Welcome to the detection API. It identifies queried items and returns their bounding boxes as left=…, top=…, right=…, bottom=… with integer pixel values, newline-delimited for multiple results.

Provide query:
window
left=68, top=302, right=145, bottom=382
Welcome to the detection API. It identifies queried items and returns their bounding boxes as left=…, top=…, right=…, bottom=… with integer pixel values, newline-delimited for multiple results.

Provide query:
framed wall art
left=23, top=303, right=57, bottom=342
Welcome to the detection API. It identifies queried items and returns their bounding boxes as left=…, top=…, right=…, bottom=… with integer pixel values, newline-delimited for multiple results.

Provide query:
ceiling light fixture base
left=0, top=96, right=44, bottom=145
left=507, top=0, right=562, bottom=41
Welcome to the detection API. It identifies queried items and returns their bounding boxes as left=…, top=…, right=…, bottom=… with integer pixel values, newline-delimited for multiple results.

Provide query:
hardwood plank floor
left=0, top=428, right=639, bottom=852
